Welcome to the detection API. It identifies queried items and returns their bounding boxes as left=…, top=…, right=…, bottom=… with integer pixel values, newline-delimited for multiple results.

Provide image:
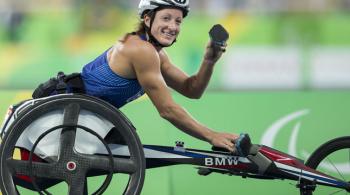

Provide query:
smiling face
left=144, top=8, right=183, bottom=46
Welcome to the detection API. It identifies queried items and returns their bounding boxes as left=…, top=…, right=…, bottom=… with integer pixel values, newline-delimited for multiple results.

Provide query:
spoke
left=83, top=154, right=137, bottom=174
left=329, top=188, right=343, bottom=195
left=112, top=157, right=137, bottom=174
left=348, top=149, right=350, bottom=194
left=62, top=103, right=81, bottom=126
left=59, top=103, right=80, bottom=159
left=59, top=129, right=76, bottom=155
left=83, top=178, right=88, bottom=195
left=68, top=176, right=87, bottom=195
left=6, top=158, right=64, bottom=180
left=326, top=156, right=346, bottom=181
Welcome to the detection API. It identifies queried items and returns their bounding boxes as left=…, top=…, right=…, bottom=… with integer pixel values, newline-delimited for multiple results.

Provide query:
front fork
left=297, top=180, right=317, bottom=195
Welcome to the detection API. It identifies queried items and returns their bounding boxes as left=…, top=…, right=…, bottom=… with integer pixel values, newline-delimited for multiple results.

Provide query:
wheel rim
left=0, top=95, right=145, bottom=195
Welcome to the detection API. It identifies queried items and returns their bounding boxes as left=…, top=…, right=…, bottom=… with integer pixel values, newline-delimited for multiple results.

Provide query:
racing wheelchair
left=0, top=94, right=349, bottom=195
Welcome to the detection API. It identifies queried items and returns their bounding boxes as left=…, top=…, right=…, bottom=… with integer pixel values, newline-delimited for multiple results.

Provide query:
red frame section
left=259, top=146, right=332, bottom=177
left=15, top=148, right=45, bottom=182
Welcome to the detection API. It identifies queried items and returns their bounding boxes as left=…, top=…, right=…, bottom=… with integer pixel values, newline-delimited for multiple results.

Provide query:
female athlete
left=80, top=0, right=238, bottom=152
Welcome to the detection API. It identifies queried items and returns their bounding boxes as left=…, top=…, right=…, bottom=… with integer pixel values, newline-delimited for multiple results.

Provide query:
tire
left=300, top=136, right=350, bottom=195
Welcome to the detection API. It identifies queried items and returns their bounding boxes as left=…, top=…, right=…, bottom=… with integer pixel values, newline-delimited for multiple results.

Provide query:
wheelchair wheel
left=300, top=136, right=350, bottom=195
left=0, top=94, right=145, bottom=195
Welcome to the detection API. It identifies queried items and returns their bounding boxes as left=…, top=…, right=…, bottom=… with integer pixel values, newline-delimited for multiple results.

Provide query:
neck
left=145, top=32, right=166, bottom=50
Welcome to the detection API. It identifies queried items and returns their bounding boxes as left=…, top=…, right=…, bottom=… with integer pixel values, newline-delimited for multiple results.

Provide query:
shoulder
left=124, top=36, right=160, bottom=65
left=122, top=35, right=156, bottom=57
left=118, top=35, right=161, bottom=70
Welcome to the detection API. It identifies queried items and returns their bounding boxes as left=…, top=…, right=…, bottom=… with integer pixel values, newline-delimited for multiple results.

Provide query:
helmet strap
left=144, top=9, right=177, bottom=48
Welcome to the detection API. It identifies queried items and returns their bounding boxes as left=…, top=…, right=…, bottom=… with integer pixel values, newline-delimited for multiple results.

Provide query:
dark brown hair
left=119, top=10, right=156, bottom=43
left=134, top=22, right=147, bottom=36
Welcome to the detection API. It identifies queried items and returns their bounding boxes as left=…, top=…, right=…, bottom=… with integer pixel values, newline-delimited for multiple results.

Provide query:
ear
left=144, top=15, right=151, bottom=28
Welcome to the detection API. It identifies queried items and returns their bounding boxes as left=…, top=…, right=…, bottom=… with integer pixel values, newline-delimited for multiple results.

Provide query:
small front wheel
left=300, top=136, right=350, bottom=195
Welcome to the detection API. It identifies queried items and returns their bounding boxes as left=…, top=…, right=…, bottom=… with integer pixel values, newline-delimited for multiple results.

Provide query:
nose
left=167, top=20, right=178, bottom=31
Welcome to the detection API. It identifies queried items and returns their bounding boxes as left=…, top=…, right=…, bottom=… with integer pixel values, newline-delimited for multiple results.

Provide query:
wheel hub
left=66, top=161, right=77, bottom=171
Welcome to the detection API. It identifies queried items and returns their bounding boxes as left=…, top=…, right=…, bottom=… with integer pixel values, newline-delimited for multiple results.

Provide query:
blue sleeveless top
left=81, top=48, right=145, bottom=108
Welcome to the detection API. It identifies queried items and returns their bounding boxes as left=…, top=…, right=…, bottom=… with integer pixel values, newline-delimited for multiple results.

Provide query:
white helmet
left=138, top=0, right=190, bottom=18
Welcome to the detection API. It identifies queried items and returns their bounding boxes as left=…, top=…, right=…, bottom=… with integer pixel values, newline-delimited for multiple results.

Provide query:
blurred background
left=0, top=0, right=349, bottom=194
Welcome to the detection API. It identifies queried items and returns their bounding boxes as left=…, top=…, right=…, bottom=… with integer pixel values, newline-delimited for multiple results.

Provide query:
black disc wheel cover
left=0, top=94, right=145, bottom=195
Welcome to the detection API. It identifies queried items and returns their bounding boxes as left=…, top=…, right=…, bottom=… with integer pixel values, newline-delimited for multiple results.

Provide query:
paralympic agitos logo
left=260, top=109, right=310, bottom=157
left=260, top=109, right=350, bottom=174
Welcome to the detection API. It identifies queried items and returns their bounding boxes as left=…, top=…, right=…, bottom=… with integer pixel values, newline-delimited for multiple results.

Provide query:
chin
left=154, top=36, right=175, bottom=46
left=159, top=39, right=174, bottom=46
left=161, top=42, right=172, bottom=46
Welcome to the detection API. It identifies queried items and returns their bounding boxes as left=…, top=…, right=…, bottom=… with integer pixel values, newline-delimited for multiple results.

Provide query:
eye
left=162, top=16, right=171, bottom=21
left=176, top=19, right=182, bottom=25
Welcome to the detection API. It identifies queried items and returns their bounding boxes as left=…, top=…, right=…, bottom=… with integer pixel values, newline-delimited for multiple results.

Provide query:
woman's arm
left=128, top=42, right=237, bottom=152
left=160, top=41, right=226, bottom=99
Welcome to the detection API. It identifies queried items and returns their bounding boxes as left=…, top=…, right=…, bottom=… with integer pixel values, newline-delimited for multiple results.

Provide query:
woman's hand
left=208, top=131, right=239, bottom=152
left=203, top=41, right=227, bottom=65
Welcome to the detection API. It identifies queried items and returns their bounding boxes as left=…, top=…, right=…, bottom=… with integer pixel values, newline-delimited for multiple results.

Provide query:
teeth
left=162, top=31, right=175, bottom=37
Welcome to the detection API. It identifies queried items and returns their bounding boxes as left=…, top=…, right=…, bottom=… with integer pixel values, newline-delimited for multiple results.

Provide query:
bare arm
left=130, top=43, right=237, bottom=151
left=160, top=41, right=226, bottom=99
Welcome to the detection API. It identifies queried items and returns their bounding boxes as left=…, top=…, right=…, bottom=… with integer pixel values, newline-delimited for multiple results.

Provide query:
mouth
left=161, top=30, right=176, bottom=40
